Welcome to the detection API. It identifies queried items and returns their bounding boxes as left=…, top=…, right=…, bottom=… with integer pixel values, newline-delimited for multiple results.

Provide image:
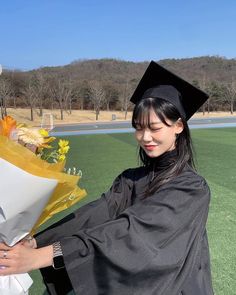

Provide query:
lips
left=144, top=145, right=157, bottom=151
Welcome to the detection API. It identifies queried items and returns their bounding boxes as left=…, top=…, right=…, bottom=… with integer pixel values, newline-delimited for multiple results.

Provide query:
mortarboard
left=130, top=61, right=209, bottom=120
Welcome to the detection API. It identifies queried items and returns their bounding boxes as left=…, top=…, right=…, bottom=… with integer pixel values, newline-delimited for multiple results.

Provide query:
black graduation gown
left=36, top=163, right=214, bottom=295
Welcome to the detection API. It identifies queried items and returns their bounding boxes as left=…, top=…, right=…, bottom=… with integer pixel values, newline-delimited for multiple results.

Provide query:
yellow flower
left=0, top=116, right=70, bottom=164
left=58, top=146, right=70, bottom=155
left=39, top=129, right=49, bottom=137
left=42, top=137, right=56, bottom=148
left=0, top=116, right=17, bottom=137
left=58, top=139, right=69, bottom=148
left=58, top=154, right=66, bottom=162
left=58, top=139, right=70, bottom=154
left=39, top=128, right=56, bottom=147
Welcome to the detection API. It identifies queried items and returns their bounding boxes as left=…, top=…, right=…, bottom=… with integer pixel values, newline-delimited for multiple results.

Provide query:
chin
left=146, top=151, right=162, bottom=158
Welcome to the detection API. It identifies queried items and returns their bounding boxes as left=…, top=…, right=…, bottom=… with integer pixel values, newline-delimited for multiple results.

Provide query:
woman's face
left=134, top=109, right=183, bottom=158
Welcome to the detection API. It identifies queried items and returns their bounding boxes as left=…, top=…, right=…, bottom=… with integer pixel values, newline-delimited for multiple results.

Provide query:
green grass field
left=30, top=128, right=236, bottom=295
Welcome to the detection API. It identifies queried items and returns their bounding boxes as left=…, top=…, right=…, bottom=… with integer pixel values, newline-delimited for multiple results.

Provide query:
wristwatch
left=52, top=241, right=65, bottom=269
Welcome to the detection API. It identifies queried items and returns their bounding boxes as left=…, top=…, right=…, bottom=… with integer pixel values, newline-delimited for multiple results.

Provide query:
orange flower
left=0, top=116, right=17, bottom=138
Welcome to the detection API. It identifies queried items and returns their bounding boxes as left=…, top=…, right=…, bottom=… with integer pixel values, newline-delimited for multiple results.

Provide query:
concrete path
left=50, top=116, right=236, bottom=136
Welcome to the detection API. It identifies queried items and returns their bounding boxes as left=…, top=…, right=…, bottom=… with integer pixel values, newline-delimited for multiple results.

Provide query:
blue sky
left=1, top=0, right=236, bottom=70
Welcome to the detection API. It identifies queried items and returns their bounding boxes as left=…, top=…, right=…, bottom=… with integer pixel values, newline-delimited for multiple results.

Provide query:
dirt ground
left=5, top=108, right=236, bottom=127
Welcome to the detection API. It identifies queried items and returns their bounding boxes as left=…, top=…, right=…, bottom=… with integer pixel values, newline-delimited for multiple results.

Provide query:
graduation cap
left=130, top=61, right=209, bottom=120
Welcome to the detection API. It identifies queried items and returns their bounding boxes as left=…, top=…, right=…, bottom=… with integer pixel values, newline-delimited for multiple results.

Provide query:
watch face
left=53, top=255, right=64, bottom=269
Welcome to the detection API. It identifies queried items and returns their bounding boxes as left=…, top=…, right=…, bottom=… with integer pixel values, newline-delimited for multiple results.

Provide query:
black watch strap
left=52, top=241, right=65, bottom=269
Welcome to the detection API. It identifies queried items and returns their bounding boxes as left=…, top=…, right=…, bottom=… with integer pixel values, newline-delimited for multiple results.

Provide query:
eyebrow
left=147, top=122, right=162, bottom=125
left=135, top=121, right=162, bottom=127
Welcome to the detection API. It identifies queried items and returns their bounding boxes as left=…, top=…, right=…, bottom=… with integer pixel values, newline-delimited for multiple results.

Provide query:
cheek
left=161, top=130, right=176, bottom=144
left=167, top=132, right=177, bottom=144
left=134, top=132, right=141, bottom=142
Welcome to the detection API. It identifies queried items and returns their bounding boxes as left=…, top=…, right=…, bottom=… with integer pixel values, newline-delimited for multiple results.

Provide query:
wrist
left=34, top=245, right=53, bottom=269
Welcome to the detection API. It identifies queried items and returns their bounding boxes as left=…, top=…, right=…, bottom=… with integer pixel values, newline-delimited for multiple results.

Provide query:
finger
left=0, top=250, right=10, bottom=259
left=0, top=266, right=9, bottom=276
left=0, top=258, right=12, bottom=272
left=0, top=264, right=18, bottom=276
left=0, top=254, right=20, bottom=275
left=0, top=243, right=11, bottom=251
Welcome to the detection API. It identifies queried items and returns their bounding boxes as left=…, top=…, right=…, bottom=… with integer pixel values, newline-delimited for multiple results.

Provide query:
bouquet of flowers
left=0, top=116, right=87, bottom=294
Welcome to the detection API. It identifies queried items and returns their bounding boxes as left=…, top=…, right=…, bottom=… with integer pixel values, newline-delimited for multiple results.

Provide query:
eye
left=135, top=124, right=143, bottom=131
left=150, top=127, right=162, bottom=132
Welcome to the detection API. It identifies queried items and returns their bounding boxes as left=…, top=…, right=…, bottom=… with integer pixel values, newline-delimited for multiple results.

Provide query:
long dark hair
left=132, top=97, right=195, bottom=196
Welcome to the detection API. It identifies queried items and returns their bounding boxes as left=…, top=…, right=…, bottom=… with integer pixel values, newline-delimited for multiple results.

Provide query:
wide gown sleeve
left=57, top=170, right=211, bottom=295
left=36, top=168, right=134, bottom=247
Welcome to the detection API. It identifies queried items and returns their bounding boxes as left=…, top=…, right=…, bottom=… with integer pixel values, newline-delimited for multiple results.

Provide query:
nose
left=142, top=129, right=152, bottom=142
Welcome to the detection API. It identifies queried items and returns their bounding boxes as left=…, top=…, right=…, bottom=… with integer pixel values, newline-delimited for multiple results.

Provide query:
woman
left=0, top=61, right=214, bottom=295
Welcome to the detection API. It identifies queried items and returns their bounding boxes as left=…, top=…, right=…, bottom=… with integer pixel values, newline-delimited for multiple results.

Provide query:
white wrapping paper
left=0, top=157, right=58, bottom=294
left=0, top=274, right=33, bottom=295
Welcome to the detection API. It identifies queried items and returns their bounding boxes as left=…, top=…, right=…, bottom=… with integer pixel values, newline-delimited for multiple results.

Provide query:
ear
left=174, top=119, right=184, bottom=135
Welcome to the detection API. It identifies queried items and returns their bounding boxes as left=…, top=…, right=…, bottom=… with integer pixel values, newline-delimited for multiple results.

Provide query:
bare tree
left=119, top=80, right=133, bottom=119
left=50, top=76, right=73, bottom=120
left=0, top=77, right=12, bottom=118
left=72, top=80, right=90, bottom=110
left=64, top=78, right=74, bottom=115
left=88, top=81, right=105, bottom=120
left=199, top=73, right=208, bottom=115
left=205, top=81, right=222, bottom=113
left=222, top=78, right=236, bottom=114
left=9, top=70, right=26, bottom=109
left=103, top=83, right=119, bottom=111
left=22, top=78, right=38, bottom=121
left=46, top=79, right=56, bottom=111
left=34, top=70, right=48, bottom=117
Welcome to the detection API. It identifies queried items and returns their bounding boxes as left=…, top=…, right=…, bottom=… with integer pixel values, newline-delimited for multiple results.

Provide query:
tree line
left=0, top=56, right=236, bottom=120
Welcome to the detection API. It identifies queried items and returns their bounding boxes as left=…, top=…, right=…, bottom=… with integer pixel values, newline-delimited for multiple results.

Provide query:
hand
left=21, top=236, right=37, bottom=249
left=0, top=242, right=53, bottom=275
